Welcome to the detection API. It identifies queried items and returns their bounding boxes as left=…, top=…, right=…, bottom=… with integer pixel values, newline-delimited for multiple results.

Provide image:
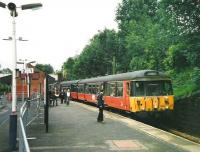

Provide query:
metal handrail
left=19, top=97, right=43, bottom=152
left=19, top=101, right=30, bottom=152
left=20, top=101, right=27, bottom=117
left=19, top=117, right=30, bottom=152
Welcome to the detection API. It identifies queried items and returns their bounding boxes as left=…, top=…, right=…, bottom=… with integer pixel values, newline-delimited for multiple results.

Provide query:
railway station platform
left=27, top=100, right=200, bottom=152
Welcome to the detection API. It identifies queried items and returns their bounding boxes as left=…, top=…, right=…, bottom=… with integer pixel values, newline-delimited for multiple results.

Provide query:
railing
left=0, top=95, right=7, bottom=108
left=19, top=101, right=30, bottom=152
left=19, top=97, right=43, bottom=152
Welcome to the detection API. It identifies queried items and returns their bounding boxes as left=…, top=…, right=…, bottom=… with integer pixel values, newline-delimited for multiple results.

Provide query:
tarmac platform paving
left=26, top=100, right=200, bottom=152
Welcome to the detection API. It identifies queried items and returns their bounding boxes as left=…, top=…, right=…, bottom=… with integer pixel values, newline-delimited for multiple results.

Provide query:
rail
left=19, top=101, right=30, bottom=152
left=19, top=97, right=43, bottom=152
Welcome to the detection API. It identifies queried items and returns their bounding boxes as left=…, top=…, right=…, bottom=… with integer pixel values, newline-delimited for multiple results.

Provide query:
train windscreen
left=131, top=80, right=173, bottom=96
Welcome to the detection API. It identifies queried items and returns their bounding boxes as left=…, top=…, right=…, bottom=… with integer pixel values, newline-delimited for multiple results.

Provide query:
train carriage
left=60, top=70, right=174, bottom=113
left=60, top=80, right=79, bottom=100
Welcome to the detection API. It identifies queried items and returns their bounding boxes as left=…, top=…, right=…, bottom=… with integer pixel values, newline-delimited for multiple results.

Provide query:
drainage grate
left=106, top=140, right=147, bottom=151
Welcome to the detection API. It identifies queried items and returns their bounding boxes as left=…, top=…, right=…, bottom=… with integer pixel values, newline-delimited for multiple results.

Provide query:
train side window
left=95, top=84, right=99, bottom=94
left=116, top=81, right=123, bottom=97
left=85, top=84, right=89, bottom=94
left=104, top=82, right=110, bottom=96
left=72, top=85, right=77, bottom=92
left=88, top=84, right=92, bottom=94
left=79, top=84, right=84, bottom=93
left=70, top=85, right=72, bottom=92
left=105, top=82, right=116, bottom=96
left=110, top=82, right=116, bottom=97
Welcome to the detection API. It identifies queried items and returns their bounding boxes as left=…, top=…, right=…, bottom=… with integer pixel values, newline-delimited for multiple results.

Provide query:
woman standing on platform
left=97, top=90, right=104, bottom=122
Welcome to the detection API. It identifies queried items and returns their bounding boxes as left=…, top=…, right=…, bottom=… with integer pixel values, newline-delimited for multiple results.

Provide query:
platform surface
left=27, top=101, right=200, bottom=152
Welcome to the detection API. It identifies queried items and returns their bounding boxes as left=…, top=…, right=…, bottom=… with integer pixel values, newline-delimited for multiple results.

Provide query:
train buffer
left=27, top=101, right=200, bottom=152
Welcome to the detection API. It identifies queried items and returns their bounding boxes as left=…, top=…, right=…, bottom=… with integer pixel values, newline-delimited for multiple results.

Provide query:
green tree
left=0, top=68, right=12, bottom=74
left=63, top=57, right=76, bottom=80
left=62, top=29, right=119, bottom=79
left=161, top=0, right=200, bottom=68
left=116, top=0, right=170, bottom=71
left=35, top=64, right=54, bottom=74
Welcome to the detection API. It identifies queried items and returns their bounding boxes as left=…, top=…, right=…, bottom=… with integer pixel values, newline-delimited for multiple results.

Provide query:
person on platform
left=64, top=89, right=67, bottom=104
left=97, top=90, right=104, bottom=122
left=66, top=89, right=70, bottom=105
left=59, top=89, right=65, bottom=104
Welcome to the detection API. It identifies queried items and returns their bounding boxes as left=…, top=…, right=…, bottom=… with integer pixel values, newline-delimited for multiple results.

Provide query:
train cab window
left=131, top=82, right=145, bottom=96
left=146, top=83, right=160, bottom=96
left=146, top=81, right=173, bottom=96
left=131, top=81, right=173, bottom=96
left=135, top=82, right=145, bottom=96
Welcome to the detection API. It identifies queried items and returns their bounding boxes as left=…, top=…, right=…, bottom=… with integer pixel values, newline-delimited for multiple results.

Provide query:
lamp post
left=0, top=1, right=42, bottom=150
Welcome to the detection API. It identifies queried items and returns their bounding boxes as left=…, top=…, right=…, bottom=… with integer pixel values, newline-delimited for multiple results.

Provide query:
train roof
left=60, top=80, right=79, bottom=85
left=78, top=70, right=170, bottom=84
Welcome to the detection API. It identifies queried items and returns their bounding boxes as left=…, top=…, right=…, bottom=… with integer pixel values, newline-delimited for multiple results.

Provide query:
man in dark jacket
left=59, top=90, right=64, bottom=104
left=97, top=90, right=104, bottom=122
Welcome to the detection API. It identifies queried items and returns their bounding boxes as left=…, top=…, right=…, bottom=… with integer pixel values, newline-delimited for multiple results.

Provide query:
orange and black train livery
left=60, top=70, right=174, bottom=113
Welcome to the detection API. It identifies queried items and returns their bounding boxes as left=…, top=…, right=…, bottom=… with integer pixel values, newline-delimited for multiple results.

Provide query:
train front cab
left=128, top=80, right=174, bottom=113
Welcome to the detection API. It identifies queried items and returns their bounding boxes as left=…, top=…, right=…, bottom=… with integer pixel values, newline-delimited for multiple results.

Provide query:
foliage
left=35, top=64, right=54, bottom=74
left=172, top=68, right=200, bottom=98
left=61, top=0, right=200, bottom=98
left=0, top=82, right=11, bottom=93
left=63, top=29, right=118, bottom=79
left=0, top=68, right=12, bottom=74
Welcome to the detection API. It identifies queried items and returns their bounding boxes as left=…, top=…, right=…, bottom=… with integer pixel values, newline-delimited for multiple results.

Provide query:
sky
left=0, top=0, right=121, bottom=71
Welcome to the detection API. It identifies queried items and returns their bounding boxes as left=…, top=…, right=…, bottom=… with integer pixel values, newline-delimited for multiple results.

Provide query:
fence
left=0, top=95, right=7, bottom=108
left=19, top=97, right=44, bottom=152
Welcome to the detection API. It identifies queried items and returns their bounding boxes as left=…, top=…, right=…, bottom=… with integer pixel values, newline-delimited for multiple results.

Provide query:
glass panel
left=131, top=81, right=173, bottom=96
left=85, top=84, right=89, bottom=93
left=135, top=82, right=145, bottom=96
left=105, top=82, right=116, bottom=96
left=146, top=83, right=160, bottom=96
left=116, top=82, right=123, bottom=97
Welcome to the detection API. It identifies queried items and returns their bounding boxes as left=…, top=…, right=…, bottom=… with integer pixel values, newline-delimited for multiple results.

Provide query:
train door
left=124, top=81, right=131, bottom=111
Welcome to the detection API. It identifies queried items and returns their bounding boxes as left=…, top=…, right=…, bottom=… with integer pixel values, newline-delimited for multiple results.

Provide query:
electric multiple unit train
left=59, top=70, right=174, bottom=113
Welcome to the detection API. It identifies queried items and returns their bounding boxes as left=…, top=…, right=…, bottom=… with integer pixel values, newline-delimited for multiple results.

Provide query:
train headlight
left=164, top=97, right=169, bottom=109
